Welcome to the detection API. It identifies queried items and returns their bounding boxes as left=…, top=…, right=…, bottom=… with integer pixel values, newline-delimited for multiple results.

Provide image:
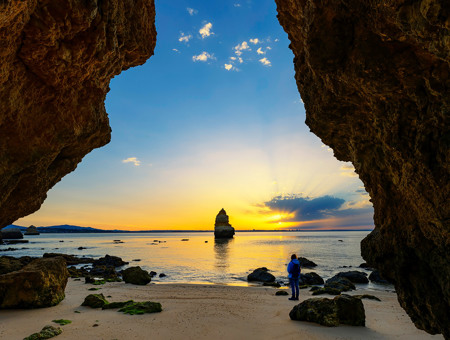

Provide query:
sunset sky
left=15, top=0, right=374, bottom=231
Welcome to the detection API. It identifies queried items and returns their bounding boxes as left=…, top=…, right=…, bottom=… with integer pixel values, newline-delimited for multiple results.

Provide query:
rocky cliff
left=0, top=0, right=156, bottom=229
left=275, top=0, right=449, bottom=337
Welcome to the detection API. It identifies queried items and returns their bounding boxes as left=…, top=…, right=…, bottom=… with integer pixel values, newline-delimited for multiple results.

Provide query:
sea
left=1, top=231, right=393, bottom=291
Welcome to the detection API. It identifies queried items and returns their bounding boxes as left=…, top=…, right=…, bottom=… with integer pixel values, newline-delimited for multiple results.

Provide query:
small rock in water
left=298, top=257, right=317, bottom=268
left=78, top=247, right=86, bottom=250
left=122, top=266, right=151, bottom=285
left=247, top=268, right=275, bottom=283
left=133, top=259, right=141, bottom=262
left=205, top=241, right=208, bottom=243
left=338, top=240, right=344, bottom=242
left=181, top=239, right=189, bottom=241
left=59, top=241, right=64, bottom=242
left=159, top=273, right=166, bottom=278
left=149, top=271, right=157, bottom=277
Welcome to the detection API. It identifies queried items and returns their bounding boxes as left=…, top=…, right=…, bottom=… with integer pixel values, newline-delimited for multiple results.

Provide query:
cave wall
left=0, top=0, right=156, bottom=230
left=275, top=0, right=449, bottom=337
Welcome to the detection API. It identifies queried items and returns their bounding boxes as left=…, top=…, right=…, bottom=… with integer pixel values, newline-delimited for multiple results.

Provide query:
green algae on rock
left=119, top=301, right=162, bottom=315
left=81, top=294, right=109, bottom=309
left=23, top=325, right=62, bottom=340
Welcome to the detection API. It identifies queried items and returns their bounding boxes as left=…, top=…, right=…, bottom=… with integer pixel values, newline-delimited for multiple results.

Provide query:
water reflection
left=214, top=238, right=234, bottom=272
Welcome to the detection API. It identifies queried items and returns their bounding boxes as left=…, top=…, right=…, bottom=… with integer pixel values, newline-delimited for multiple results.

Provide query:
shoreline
left=0, top=279, right=443, bottom=340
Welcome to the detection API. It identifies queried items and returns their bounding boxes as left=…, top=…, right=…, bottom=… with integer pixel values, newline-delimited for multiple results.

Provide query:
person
left=287, top=254, right=300, bottom=300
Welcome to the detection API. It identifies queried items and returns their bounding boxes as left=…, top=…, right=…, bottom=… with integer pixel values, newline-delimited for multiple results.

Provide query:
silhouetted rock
left=298, top=257, right=317, bottom=268
left=289, top=295, right=365, bottom=326
left=93, top=255, right=128, bottom=267
left=276, top=290, right=289, bottom=296
left=122, top=266, right=151, bottom=285
left=43, top=253, right=93, bottom=265
left=1, top=228, right=23, bottom=239
left=325, top=276, right=356, bottom=292
left=214, top=208, right=235, bottom=239
left=335, top=271, right=369, bottom=284
left=0, top=257, right=68, bottom=308
left=247, top=268, right=275, bottom=283
left=300, top=272, right=324, bottom=285
left=159, top=273, right=166, bottom=278
left=263, top=282, right=281, bottom=288
left=24, top=225, right=40, bottom=235
left=369, top=270, right=392, bottom=284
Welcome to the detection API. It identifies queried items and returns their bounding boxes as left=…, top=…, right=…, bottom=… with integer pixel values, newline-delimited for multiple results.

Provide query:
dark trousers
left=289, top=277, right=299, bottom=298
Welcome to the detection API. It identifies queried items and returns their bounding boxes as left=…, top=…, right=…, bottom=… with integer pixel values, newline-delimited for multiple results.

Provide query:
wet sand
left=0, top=279, right=444, bottom=340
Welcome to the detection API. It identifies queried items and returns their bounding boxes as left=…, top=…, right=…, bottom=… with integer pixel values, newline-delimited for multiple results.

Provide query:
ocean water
left=1, top=231, right=393, bottom=291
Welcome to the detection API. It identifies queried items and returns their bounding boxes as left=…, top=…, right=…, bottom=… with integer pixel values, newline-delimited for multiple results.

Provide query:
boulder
left=276, top=290, right=289, bottom=296
left=0, top=257, right=68, bottom=308
left=247, top=268, right=276, bottom=283
left=24, top=225, right=40, bottom=235
left=298, top=257, right=317, bottom=268
left=324, top=276, right=356, bottom=292
left=24, top=325, right=62, bottom=340
left=93, top=255, right=128, bottom=267
left=335, top=271, right=369, bottom=284
left=289, top=295, right=365, bottom=327
left=81, top=293, right=109, bottom=308
left=369, top=270, right=392, bottom=284
left=300, top=272, right=324, bottom=285
left=118, top=301, right=162, bottom=315
left=121, top=266, right=151, bottom=285
left=1, top=228, right=23, bottom=239
left=214, top=209, right=235, bottom=239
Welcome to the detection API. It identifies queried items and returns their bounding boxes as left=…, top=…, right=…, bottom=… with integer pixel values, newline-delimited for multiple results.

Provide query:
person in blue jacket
left=287, top=254, right=300, bottom=300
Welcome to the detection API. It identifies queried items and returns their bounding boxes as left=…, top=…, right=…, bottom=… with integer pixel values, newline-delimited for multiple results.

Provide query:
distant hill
left=4, top=224, right=128, bottom=233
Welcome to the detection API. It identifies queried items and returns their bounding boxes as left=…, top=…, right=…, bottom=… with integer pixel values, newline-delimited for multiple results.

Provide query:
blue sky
left=16, top=0, right=374, bottom=230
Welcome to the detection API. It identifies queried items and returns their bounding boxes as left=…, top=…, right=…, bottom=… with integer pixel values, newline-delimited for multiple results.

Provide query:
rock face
left=24, top=225, right=39, bottom=235
left=275, top=0, right=449, bottom=337
left=0, top=0, right=157, bottom=229
left=289, top=295, right=365, bottom=327
left=0, top=257, right=68, bottom=308
left=1, top=227, right=23, bottom=239
left=214, top=209, right=235, bottom=238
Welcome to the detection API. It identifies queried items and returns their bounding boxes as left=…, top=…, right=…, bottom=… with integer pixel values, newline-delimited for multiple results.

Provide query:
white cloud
left=256, top=47, right=265, bottom=55
left=224, top=64, right=233, bottom=70
left=234, top=41, right=250, bottom=56
left=249, top=38, right=259, bottom=44
left=274, top=38, right=279, bottom=42
left=238, top=57, right=243, bottom=63
left=172, top=48, right=180, bottom=53
left=234, top=3, right=241, bottom=7
left=230, top=56, right=236, bottom=60
left=122, top=157, right=141, bottom=166
left=259, top=57, right=271, bottom=66
left=192, top=51, right=215, bottom=62
left=266, top=46, right=272, bottom=50
left=187, top=7, right=198, bottom=15
left=199, top=22, right=214, bottom=39
left=179, top=33, right=192, bottom=43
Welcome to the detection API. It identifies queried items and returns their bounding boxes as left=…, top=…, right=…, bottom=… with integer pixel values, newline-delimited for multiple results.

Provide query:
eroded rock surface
left=275, top=0, right=449, bottom=337
left=0, top=0, right=156, bottom=229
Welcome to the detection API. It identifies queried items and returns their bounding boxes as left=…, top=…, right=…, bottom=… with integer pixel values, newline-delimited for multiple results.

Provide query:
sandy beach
left=0, top=279, right=443, bottom=340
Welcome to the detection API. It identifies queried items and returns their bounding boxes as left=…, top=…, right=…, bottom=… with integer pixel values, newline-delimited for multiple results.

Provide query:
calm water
left=1, top=231, right=392, bottom=290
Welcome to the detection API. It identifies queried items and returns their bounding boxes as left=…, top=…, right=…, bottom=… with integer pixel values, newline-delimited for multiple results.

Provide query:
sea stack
left=214, top=209, right=235, bottom=239
left=24, top=225, right=40, bottom=235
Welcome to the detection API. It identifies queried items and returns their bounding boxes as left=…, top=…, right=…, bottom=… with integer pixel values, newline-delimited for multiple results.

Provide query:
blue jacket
left=287, top=258, right=300, bottom=279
